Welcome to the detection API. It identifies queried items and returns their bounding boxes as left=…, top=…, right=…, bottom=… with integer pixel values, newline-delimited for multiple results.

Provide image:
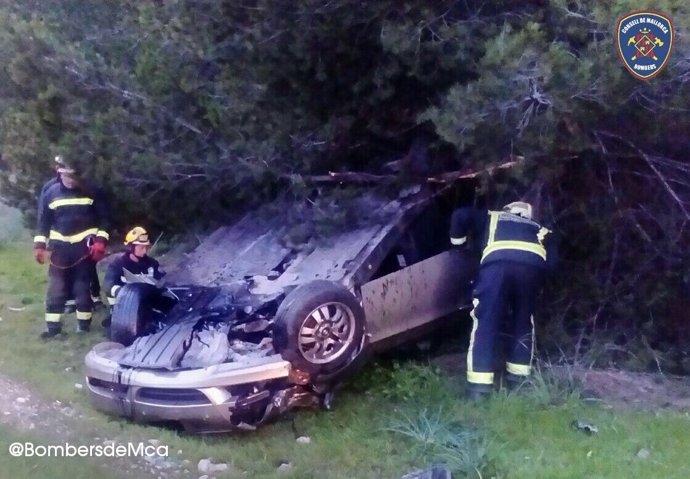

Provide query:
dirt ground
left=431, top=352, right=690, bottom=411
left=566, top=366, right=690, bottom=411
left=0, top=372, right=193, bottom=478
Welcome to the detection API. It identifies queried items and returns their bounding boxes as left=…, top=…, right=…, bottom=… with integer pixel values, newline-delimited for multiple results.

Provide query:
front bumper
left=85, top=342, right=293, bottom=432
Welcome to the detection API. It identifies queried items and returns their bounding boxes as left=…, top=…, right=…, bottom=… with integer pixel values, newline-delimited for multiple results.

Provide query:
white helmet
left=503, top=201, right=533, bottom=219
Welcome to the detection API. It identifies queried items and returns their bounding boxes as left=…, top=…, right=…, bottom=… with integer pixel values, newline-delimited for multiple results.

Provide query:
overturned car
left=85, top=184, right=476, bottom=432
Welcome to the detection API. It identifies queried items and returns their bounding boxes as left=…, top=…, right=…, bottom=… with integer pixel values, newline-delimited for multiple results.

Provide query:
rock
left=198, top=459, right=213, bottom=474
left=277, top=462, right=293, bottom=473
left=570, top=419, right=598, bottom=435
left=199, top=476, right=209, bottom=479
left=210, top=463, right=228, bottom=473
left=148, top=439, right=161, bottom=447
left=636, top=448, right=651, bottom=460
left=296, top=436, right=311, bottom=444
left=15, top=397, right=28, bottom=404
left=65, top=367, right=73, bottom=372
left=74, top=383, right=84, bottom=390
left=198, top=458, right=228, bottom=474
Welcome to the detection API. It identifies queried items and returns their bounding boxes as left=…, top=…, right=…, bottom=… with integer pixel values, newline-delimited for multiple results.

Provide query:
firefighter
left=104, top=226, right=165, bottom=313
left=34, top=160, right=110, bottom=338
left=37, top=156, right=103, bottom=313
left=449, top=201, right=557, bottom=400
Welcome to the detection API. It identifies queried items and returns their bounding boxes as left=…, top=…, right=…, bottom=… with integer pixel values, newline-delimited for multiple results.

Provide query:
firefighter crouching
left=103, top=226, right=165, bottom=326
left=33, top=160, right=109, bottom=338
left=449, top=201, right=557, bottom=401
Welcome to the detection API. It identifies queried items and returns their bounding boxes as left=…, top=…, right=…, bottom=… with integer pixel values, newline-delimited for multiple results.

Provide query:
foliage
left=386, top=408, right=489, bottom=477
left=1, top=1, right=690, bottom=362
left=352, top=360, right=453, bottom=404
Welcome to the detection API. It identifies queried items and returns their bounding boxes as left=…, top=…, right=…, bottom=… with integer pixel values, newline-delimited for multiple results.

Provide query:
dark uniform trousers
left=467, top=261, right=543, bottom=386
left=450, top=208, right=555, bottom=388
left=45, top=242, right=94, bottom=325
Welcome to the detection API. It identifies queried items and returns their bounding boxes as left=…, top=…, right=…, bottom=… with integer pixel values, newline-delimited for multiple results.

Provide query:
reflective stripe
left=110, top=285, right=121, bottom=297
left=481, top=241, right=547, bottom=262
left=96, top=230, right=110, bottom=240
left=487, top=211, right=500, bottom=244
left=530, top=314, right=535, bottom=369
left=466, top=297, right=496, bottom=384
left=450, top=236, right=467, bottom=246
left=34, top=235, right=47, bottom=244
left=537, top=226, right=550, bottom=244
left=48, top=197, right=94, bottom=210
left=49, top=228, right=98, bottom=243
left=107, top=297, right=117, bottom=305
left=506, top=362, right=531, bottom=376
left=467, top=371, right=494, bottom=385
left=65, top=299, right=76, bottom=306
left=45, top=313, right=61, bottom=323
left=76, top=311, right=92, bottom=320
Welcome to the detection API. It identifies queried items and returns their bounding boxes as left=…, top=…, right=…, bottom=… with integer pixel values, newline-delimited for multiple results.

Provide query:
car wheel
left=273, top=280, right=366, bottom=375
left=110, top=283, right=159, bottom=346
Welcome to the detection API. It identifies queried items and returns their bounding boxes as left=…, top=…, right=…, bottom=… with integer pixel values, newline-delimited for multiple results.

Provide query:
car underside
left=85, top=186, right=476, bottom=432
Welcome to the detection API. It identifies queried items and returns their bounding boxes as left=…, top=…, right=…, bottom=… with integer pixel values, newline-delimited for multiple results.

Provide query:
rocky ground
left=0, top=372, right=197, bottom=478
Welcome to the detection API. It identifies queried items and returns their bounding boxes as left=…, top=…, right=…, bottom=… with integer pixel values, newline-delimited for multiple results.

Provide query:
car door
left=361, top=200, right=476, bottom=344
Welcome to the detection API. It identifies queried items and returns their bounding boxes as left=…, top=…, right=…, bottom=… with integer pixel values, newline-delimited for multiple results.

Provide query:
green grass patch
left=1, top=238, right=690, bottom=478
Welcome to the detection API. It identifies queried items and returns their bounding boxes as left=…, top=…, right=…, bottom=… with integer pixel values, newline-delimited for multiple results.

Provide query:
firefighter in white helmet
left=34, top=158, right=110, bottom=337
left=37, top=156, right=103, bottom=314
left=449, top=201, right=557, bottom=400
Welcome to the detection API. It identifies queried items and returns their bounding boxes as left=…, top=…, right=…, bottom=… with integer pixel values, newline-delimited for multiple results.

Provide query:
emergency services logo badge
left=616, top=11, right=673, bottom=80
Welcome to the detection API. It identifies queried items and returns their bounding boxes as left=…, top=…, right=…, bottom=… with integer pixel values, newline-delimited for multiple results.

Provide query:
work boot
left=92, top=295, right=103, bottom=310
left=64, top=300, right=77, bottom=314
left=504, top=372, right=529, bottom=392
left=76, top=320, right=91, bottom=333
left=40, top=322, right=64, bottom=339
left=465, top=383, right=493, bottom=402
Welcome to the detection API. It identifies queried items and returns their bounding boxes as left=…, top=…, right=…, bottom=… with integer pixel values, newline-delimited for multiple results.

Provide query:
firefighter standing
left=34, top=160, right=110, bottom=338
left=104, top=226, right=165, bottom=309
left=37, top=156, right=103, bottom=312
left=449, top=201, right=556, bottom=400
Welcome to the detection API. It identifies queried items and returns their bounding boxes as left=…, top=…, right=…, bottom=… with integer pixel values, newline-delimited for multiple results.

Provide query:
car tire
left=273, top=280, right=366, bottom=375
left=110, top=283, right=159, bottom=346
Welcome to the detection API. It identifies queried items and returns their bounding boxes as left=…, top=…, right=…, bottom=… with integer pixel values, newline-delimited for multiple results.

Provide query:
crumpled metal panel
left=362, top=250, right=475, bottom=343
left=116, top=317, right=199, bottom=370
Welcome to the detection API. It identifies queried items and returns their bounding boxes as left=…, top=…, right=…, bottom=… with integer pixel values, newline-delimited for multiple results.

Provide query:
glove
left=34, top=247, right=47, bottom=265
left=89, top=239, right=107, bottom=262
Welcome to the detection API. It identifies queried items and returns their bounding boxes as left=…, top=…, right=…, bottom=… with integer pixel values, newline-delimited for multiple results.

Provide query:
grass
left=1, top=206, right=690, bottom=478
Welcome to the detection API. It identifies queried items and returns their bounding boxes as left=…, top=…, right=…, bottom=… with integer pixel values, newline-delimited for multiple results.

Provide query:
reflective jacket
left=449, top=207, right=557, bottom=270
left=34, top=180, right=109, bottom=248
left=104, top=253, right=165, bottom=299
